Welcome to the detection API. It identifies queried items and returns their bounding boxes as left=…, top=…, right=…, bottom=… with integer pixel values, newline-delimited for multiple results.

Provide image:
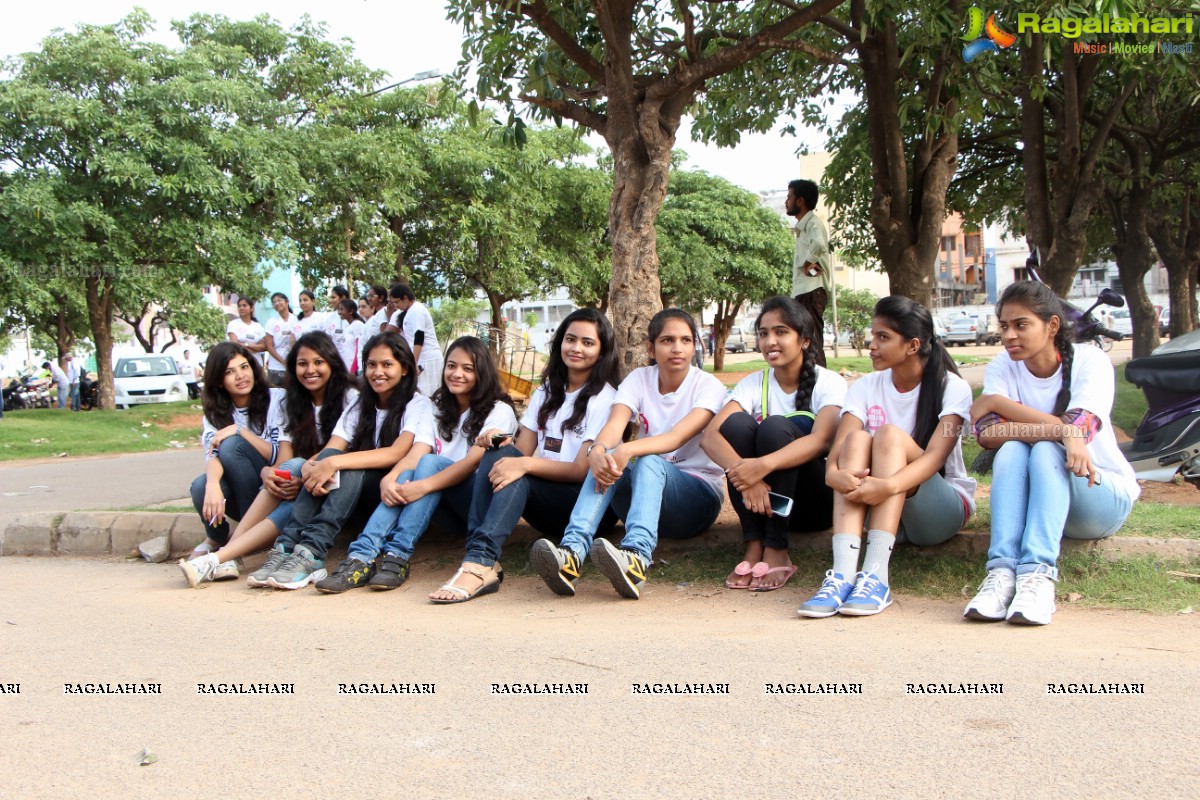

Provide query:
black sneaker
left=315, top=558, right=375, bottom=594
left=367, top=553, right=410, bottom=591
left=591, top=537, right=648, bottom=599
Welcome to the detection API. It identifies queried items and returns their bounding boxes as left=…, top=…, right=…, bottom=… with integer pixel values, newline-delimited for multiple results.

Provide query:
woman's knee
left=872, top=424, right=913, bottom=451
left=718, top=411, right=758, bottom=445
left=757, top=414, right=803, bottom=449
left=629, top=453, right=668, bottom=480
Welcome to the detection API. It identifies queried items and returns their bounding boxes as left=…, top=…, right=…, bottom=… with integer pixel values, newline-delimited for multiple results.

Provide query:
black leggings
left=720, top=411, right=833, bottom=550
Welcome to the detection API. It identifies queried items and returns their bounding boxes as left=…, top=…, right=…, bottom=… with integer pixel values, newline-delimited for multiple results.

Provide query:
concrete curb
left=2, top=511, right=1199, bottom=563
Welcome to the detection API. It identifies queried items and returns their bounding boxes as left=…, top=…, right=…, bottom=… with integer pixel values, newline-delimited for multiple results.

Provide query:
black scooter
left=1120, top=329, right=1200, bottom=490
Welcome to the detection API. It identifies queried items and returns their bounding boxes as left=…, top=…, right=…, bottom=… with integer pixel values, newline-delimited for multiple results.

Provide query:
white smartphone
left=767, top=492, right=793, bottom=518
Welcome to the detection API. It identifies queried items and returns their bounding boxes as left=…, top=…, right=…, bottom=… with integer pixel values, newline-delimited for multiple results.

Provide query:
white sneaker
left=211, top=558, right=241, bottom=581
left=178, top=554, right=219, bottom=588
left=963, top=567, right=1016, bottom=621
left=1006, top=569, right=1057, bottom=625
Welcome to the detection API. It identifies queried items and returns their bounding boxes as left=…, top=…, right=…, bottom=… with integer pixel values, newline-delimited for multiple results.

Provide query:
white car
left=113, top=355, right=189, bottom=409
left=1108, top=308, right=1133, bottom=336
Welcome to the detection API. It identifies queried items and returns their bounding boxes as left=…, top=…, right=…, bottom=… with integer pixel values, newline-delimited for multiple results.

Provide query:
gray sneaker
left=591, top=537, right=648, bottom=600
left=266, top=544, right=327, bottom=590
left=247, top=545, right=290, bottom=588
left=530, top=538, right=583, bottom=596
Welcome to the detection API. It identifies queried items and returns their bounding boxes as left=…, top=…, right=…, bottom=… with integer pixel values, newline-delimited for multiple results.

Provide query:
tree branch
left=510, top=0, right=607, bottom=85
left=518, top=93, right=607, bottom=135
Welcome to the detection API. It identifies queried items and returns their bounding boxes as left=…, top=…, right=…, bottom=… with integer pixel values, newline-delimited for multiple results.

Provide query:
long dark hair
left=996, top=281, right=1074, bottom=415
left=351, top=333, right=418, bottom=452
left=297, top=289, right=316, bottom=320
left=873, top=296, right=960, bottom=449
left=755, top=296, right=820, bottom=413
left=433, top=336, right=514, bottom=446
left=646, top=308, right=699, bottom=366
left=270, top=292, right=292, bottom=314
left=201, top=342, right=271, bottom=433
left=537, top=308, right=621, bottom=434
left=284, top=332, right=356, bottom=459
left=339, top=298, right=364, bottom=323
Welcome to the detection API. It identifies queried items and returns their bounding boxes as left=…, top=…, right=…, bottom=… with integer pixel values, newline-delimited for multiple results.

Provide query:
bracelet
left=586, top=442, right=611, bottom=458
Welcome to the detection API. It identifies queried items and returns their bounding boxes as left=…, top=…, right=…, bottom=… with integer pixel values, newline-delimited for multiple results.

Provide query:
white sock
left=831, top=533, right=861, bottom=580
left=863, top=530, right=896, bottom=584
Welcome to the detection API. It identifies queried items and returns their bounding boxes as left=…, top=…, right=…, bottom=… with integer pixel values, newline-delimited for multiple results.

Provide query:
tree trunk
left=389, top=214, right=408, bottom=283
left=711, top=299, right=742, bottom=373
left=1190, top=264, right=1199, bottom=331
left=54, top=305, right=74, bottom=363
left=1107, top=180, right=1159, bottom=357
left=853, top=8, right=956, bottom=309
left=1148, top=191, right=1200, bottom=337
left=86, top=275, right=117, bottom=411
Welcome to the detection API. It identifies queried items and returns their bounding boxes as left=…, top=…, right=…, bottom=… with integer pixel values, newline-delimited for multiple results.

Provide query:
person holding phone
left=702, top=296, right=846, bottom=591
left=317, top=336, right=517, bottom=593
left=178, top=332, right=357, bottom=587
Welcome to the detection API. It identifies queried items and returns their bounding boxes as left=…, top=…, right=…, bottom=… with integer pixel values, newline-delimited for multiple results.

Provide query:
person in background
left=330, top=299, right=366, bottom=375
left=227, top=297, right=268, bottom=367
left=386, top=283, right=443, bottom=397
left=357, top=297, right=372, bottom=322
left=787, top=178, right=831, bottom=367
left=65, top=354, right=81, bottom=412
left=44, top=359, right=69, bottom=410
left=362, top=285, right=389, bottom=350
left=180, top=349, right=201, bottom=399
left=263, top=292, right=302, bottom=387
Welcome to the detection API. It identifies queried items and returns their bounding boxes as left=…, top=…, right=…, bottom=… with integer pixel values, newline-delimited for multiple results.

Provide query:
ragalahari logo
left=962, top=8, right=1017, bottom=62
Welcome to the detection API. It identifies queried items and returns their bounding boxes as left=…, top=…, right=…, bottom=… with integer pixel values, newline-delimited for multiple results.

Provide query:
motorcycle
left=2, top=377, right=26, bottom=411
left=1120, top=329, right=1200, bottom=489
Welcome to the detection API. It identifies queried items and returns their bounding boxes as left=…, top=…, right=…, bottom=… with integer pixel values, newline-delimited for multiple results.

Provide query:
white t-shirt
left=841, top=369, right=977, bottom=514
left=297, top=311, right=329, bottom=336
left=613, top=365, right=728, bottom=495
left=435, top=401, right=520, bottom=462
left=982, top=344, right=1140, bottom=501
left=331, top=392, right=437, bottom=451
left=277, top=387, right=360, bottom=448
left=327, top=317, right=366, bottom=372
left=226, top=319, right=267, bottom=366
left=363, top=309, right=388, bottom=356
left=520, top=383, right=618, bottom=462
left=200, top=387, right=286, bottom=463
left=396, top=301, right=441, bottom=367
left=264, top=314, right=304, bottom=372
left=48, top=362, right=68, bottom=385
left=728, top=365, right=847, bottom=422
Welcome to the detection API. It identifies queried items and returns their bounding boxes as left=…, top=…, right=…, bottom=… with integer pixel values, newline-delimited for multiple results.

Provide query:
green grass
left=1112, top=367, right=1148, bottom=436
left=708, top=354, right=990, bottom=375
left=966, top=495, right=1197, bottom=538
left=502, top=540, right=1200, bottom=614
left=0, top=401, right=200, bottom=461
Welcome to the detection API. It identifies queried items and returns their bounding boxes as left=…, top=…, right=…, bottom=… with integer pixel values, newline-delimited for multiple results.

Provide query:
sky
left=0, top=0, right=836, bottom=194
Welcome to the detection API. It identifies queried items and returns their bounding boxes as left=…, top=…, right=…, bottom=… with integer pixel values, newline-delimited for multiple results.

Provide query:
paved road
left=0, top=556, right=1196, bottom=798
left=0, top=450, right=196, bottom=523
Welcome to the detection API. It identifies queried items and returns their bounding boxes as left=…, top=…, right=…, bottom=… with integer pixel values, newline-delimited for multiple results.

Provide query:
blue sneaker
left=796, top=570, right=855, bottom=618
left=837, top=571, right=892, bottom=616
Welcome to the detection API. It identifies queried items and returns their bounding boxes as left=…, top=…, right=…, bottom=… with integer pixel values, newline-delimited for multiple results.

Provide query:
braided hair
left=873, top=296, right=960, bottom=449
left=754, top=296, right=820, bottom=412
left=996, top=281, right=1074, bottom=414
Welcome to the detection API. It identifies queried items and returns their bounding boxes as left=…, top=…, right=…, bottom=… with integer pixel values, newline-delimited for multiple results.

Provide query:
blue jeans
left=69, top=383, right=80, bottom=411
left=559, top=455, right=723, bottom=564
left=264, top=456, right=308, bottom=532
left=189, top=436, right=269, bottom=545
left=274, top=448, right=385, bottom=559
left=57, top=384, right=68, bottom=410
left=462, top=445, right=614, bottom=567
left=349, top=454, right=474, bottom=563
left=987, top=440, right=1133, bottom=580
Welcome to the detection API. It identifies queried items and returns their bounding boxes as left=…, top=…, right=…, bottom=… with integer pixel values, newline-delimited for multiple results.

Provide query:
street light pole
left=362, top=68, right=444, bottom=98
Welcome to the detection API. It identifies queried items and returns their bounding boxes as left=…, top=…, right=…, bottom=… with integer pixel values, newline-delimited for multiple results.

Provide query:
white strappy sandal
left=429, top=563, right=504, bottom=604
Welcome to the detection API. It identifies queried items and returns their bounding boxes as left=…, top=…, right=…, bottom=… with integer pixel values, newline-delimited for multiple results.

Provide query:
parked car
left=1158, top=306, right=1171, bottom=337
left=943, top=315, right=999, bottom=346
left=724, top=326, right=758, bottom=353
left=112, top=355, right=189, bottom=409
left=1108, top=308, right=1133, bottom=337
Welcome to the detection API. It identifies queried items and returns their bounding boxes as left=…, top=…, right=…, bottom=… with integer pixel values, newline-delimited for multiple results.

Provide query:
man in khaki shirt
left=787, top=179, right=831, bottom=366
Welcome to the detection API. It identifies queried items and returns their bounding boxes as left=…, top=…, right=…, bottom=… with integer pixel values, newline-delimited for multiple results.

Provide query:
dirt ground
left=1, top=556, right=1198, bottom=799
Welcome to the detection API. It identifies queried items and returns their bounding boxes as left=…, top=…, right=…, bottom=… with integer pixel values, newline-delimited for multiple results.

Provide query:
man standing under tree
left=787, top=179, right=831, bottom=367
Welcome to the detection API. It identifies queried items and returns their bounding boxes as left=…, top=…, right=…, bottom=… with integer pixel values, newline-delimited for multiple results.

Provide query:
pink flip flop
left=725, top=561, right=756, bottom=589
left=749, top=565, right=798, bottom=592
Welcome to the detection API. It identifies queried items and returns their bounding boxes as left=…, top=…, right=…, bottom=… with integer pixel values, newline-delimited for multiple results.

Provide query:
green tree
left=657, top=168, right=790, bottom=370
left=434, top=297, right=488, bottom=345
left=449, top=0, right=843, bottom=369
left=834, top=286, right=879, bottom=356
